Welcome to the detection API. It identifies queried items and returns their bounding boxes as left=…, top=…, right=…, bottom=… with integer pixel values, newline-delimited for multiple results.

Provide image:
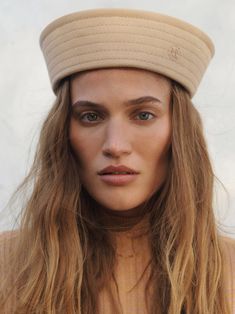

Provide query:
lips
left=98, top=165, right=139, bottom=175
left=98, top=165, right=139, bottom=186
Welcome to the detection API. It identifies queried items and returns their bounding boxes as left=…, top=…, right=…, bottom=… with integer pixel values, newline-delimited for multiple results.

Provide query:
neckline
left=97, top=205, right=151, bottom=233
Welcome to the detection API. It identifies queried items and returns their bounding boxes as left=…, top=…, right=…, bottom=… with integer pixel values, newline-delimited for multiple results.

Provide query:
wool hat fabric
left=39, top=8, right=215, bottom=98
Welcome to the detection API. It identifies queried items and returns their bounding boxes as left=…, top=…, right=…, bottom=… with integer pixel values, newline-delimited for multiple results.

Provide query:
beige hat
left=39, top=8, right=215, bottom=98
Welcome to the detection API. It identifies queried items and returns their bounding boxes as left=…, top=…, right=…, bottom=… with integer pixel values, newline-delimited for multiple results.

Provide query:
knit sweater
left=1, top=217, right=235, bottom=313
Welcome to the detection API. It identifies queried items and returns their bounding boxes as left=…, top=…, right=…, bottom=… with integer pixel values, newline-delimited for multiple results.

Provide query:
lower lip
left=98, top=174, right=139, bottom=186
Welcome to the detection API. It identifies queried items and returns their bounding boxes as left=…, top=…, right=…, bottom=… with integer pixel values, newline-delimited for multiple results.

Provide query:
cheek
left=69, top=119, right=90, bottom=165
left=138, top=121, right=171, bottom=160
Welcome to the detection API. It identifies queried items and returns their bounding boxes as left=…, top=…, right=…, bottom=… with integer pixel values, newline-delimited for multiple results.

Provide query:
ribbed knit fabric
left=97, top=214, right=153, bottom=313
left=1, top=225, right=235, bottom=313
left=0, top=230, right=18, bottom=314
left=222, top=235, right=235, bottom=313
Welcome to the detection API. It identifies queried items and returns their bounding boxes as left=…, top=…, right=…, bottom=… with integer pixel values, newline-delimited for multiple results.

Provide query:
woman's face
left=69, top=68, right=172, bottom=212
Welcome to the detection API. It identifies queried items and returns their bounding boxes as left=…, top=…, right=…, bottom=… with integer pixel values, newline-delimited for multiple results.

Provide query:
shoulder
left=221, top=235, right=235, bottom=277
left=220, top=235, right=235, bottom=260
left=0, top=230, right=19, bottom=242
left=219, top=235, right=235, bottom=270
left=0, top=230, right=20, bottom=292
left=0, top=230, right=19, bottom=265
left=0, top=231, right=20, bottom=312
left=0, top=229, right=19, bottom=246
left=219, top=235, right=235, bottom=311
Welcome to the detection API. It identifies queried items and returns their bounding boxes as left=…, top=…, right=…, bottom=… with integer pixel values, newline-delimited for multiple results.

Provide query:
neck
left=96, top=203, right=151, bottom=232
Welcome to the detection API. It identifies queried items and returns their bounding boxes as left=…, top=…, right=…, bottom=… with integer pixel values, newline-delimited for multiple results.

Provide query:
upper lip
left=98, top=165, right=139, bottom=175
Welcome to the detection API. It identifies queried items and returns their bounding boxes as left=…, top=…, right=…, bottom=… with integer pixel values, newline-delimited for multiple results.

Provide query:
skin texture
left=69, top=68, right=172, bottom=214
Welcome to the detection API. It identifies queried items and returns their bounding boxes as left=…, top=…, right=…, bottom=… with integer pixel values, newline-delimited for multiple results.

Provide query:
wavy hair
left=0, top=76, right=231, bottom=313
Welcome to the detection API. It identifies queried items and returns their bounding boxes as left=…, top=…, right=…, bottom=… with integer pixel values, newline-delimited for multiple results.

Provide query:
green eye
left=80, top=112, right=99, bottom=122
left=136, top=112, right=155, bottom=120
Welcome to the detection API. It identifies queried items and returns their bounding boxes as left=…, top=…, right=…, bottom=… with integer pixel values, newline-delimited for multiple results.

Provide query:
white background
left=0, top=0, right=235, bottom=236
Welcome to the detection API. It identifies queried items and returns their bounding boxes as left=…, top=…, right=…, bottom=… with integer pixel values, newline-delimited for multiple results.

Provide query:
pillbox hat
left=39, top=8, right=215, bottom=97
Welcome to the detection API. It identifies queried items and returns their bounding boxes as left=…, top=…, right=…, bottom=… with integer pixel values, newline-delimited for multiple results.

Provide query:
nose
left=102, top=118, right=132, bottom=158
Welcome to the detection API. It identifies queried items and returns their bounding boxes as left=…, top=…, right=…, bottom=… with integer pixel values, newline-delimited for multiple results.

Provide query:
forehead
left=70, top=68, right=171, bottom=102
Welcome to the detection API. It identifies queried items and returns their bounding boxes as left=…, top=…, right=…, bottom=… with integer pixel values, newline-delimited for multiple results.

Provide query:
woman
left=0, top=8, right=235, bottom=314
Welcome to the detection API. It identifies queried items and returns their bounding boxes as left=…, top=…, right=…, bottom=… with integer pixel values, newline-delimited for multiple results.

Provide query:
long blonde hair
left=0, top=77, right=231, bottom=313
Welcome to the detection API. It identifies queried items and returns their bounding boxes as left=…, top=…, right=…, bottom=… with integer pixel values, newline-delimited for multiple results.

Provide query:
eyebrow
left=72, top=96, right=163, bottom=109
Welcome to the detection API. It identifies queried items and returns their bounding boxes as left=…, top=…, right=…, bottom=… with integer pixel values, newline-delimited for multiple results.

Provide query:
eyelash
left=77, top=111, right=156, bottom=123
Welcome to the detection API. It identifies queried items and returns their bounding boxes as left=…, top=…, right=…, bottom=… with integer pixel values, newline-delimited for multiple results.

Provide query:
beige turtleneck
left=96, top=207, right=153, bottom=314
left=1, top=209, right=235, bottom=313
